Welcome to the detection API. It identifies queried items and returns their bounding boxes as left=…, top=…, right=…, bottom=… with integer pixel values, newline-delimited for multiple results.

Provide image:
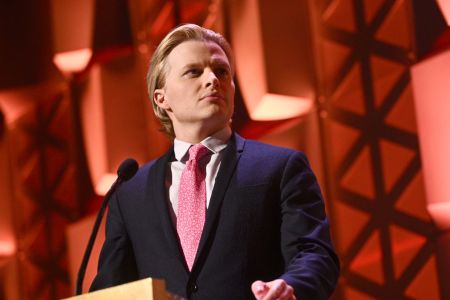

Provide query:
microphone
left=75, top=158, right=139, bottom=295
left=117, top=158, right=139, bottom=181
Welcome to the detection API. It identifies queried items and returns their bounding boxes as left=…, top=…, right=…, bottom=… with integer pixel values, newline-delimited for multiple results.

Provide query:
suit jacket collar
left=149, top=133, right=246, bottom=274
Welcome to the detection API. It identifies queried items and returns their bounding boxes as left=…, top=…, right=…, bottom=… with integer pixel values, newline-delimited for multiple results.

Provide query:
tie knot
left=188, top=144, right=210, bottom=162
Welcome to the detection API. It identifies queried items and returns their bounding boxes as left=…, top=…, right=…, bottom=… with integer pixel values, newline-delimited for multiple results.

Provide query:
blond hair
left=147, top=23, right=234, bottom=139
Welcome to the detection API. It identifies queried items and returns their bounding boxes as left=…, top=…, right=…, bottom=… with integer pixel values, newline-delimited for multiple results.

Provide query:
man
left=91, top=23, right=340, bottom=300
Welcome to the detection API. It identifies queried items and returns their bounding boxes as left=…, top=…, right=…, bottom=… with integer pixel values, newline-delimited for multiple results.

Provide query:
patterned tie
left=177, top=143, right=210, bottom=270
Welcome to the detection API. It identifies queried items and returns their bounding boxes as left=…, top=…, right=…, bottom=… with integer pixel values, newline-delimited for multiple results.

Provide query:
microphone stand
left=75, top=158, right=137, bottom=295
left=75, top=178, right=122, bottom=295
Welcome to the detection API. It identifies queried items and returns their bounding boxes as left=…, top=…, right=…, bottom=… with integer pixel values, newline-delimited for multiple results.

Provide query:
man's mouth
left=201, top=92, right=224, bottom=100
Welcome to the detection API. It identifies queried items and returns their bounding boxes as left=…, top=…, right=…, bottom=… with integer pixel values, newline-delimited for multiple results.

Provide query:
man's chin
left=199, top=116, right=230, bottom=132
left=199, top=106, right=230, bottom=119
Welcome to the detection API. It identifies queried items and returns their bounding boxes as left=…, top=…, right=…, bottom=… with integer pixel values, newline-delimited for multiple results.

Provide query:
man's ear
left=153, top=89, right=170, bottom=110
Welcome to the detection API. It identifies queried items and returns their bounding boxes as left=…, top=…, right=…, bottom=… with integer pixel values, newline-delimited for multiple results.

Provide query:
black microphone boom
left=75, top=158, right=139, bottom=295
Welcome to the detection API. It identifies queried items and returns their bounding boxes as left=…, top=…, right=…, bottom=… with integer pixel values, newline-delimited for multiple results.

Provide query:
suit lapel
left=192, top=133, right=246, bottom=271
left=148, top=147, right=187, bottom=268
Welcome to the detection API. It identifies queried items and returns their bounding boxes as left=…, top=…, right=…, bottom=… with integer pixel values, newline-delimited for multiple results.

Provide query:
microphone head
left=117, top=158, right=139, bottom=181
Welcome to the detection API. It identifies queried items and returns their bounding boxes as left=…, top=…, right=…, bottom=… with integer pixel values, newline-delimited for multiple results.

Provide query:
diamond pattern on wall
left=327, top=120, right=361, bottom=172
left=340, top=146, right=375, bottom=199
left=312, top=0, right=442, bottom=298
left=322, top=0, right=356, bottom=32
left=344, top=286, right=377, bottom=300
left=362, top=0, right=386, bottom=25
left=7, top=88, right=89, bottom=299
left=405, top=255, right=440, bottom=299
left=331, top=64, right=366, bottom=115
left=380, top=139, right=415, bottom=193
left=395, top=172, right=430, bottom=222
left=375, top=0, right=411, bottom=48
left=54, top=165, right=78, bottom=218
left=385, top=84, right=417, bottom=134
left=370, top=55, right=406, bottom=108
left=389, top=225, right=426, bottom=279
left=349, top=230, right=384, bottom=285
left=334, top=200, right=370, bottom=254
left=319, top=39, right=353, bottom=92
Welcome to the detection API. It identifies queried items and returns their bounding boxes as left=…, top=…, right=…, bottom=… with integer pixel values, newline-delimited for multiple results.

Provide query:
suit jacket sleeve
left=89, top=191, right=139, bottom=291
left=278, top=151, right=340, bottom=299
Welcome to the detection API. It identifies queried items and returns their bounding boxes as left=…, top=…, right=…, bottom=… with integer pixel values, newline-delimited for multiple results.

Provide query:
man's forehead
left=167, top=40, right=230, bottom=66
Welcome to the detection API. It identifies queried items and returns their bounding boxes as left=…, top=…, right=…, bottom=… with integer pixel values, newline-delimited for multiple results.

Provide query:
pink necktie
left=177, top=144, right=210, bottom=270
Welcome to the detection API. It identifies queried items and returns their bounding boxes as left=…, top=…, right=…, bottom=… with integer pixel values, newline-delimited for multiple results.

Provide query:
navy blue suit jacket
left=90, top=133, right=340, bottom=299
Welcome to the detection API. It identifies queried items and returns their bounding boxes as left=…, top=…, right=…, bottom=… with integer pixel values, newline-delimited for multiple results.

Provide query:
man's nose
left=205, top=70, right=219, bottom=88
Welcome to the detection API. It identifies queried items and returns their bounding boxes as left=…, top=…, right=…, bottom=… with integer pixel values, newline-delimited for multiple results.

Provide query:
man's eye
left=186, top=69, right=202, bottom=76
left=215, top=67, right=230, bottom=77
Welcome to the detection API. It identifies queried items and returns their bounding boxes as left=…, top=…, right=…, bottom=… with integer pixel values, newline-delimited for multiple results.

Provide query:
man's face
left=154, top=40, right=235, bottom=137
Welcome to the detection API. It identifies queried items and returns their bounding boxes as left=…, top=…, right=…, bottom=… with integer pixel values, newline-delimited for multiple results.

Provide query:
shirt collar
left=174, top=127, right=232, bottom=162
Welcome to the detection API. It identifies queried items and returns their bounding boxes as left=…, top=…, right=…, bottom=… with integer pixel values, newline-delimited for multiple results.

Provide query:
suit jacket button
left=188, top=282, right=198, bottom=293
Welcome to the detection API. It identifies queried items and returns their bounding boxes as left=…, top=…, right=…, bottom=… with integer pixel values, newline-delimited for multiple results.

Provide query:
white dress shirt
left=165, top=127, right=232, bottom=223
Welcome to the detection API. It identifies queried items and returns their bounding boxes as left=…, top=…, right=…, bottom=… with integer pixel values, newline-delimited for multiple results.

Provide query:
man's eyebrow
left=181, top=63, right=202, bottom=70
left=180, top=59, right=230, bottom=72
left=211, top=57, right=229, bottom=64
left=212, top=59, right=231, bottom=69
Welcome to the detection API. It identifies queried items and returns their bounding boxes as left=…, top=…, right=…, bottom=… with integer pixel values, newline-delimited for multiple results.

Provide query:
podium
left=61, top=278, right=169, bottom=300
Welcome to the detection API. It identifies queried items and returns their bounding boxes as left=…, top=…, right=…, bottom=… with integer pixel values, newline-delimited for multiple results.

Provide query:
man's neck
left=174, top=124, right=231, bottom=144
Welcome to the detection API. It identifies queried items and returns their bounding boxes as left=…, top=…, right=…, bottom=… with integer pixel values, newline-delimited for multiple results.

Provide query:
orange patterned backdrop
left=0, top=0, right=449, bottom=299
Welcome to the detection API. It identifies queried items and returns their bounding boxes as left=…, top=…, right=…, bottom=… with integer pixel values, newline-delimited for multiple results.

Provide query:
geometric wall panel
left=0, top=83, right=93, bottom=299
left=380, top=139, right=415, bottom=193
left=370, top=56, right=405, bottom=108
left=327, top=120, right=361, bottom=172
left=322, top=0, right=356, bottom=32
left=375, top=0, right=411, bottom=49
left=389, top=225, right=426, bottom=279
left=344, top=286, right=376, bottom=300
left=405, top=255, right=440, bottom=299
left=318, top=39, right=353, bottom=92
left=349, top=230, right=384, bottom=285
left=340, top=146, right=376, bottom=199
left=311, top=0, right=443, bottom=298
left=362, top=0, right=386, bottom=25
left=228, top=0, right=316, bottom=121
left=385, top=84, right=417, bottom=134
left=395, top=172, right=431, bottom=222
left=333, top=200, right=370, bottom=254
left=331, top=64, right=366, bottom=115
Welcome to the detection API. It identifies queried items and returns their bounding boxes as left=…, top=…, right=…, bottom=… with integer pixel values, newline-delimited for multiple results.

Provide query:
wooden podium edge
left=61, top=278, right=169, bottom=300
